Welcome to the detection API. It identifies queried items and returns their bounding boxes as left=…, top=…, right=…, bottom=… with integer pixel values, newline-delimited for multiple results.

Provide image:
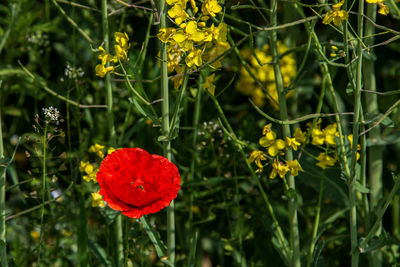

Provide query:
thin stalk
left=51, top=0, right=93, bottom=43
left=188, top=71, right=204, bottom=239
left=159, top=0, right=175, bottom=263
left=306, top=174, right=325, bottom=267
left=38, top=125, right=47, bottom=265
left=347, top=1, right=365, bottom=266
left=102, top=0, right=116, bottom=146
left=393, top=194, right=400, bottom=239
left=360, top=113, right=369, bottom=232
left=269, top=0, right=300, bottom=266
left=119, top=60, right=152, bottom=106
left=363, top=3, right=382, bottom=266
left=210, top=95, right=290, bottom=263
left=102, top=0, right=123, bottom=266
left=0, top=82, right=8, bottom=267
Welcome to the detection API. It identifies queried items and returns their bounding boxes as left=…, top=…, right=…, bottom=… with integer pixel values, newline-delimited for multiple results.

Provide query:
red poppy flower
left=96, top=148, right=181, bottom=218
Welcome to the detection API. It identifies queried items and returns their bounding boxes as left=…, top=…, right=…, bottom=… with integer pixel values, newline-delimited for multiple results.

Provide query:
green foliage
left=1, top=0, right=400, bottom=266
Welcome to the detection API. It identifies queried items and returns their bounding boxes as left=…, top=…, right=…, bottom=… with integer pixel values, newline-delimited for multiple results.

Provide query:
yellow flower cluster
left=79, top=144, right=119, bottom=208
left=95, top=32, right=131, bottom=78
left=309, top=119, right=339, bottom=169
left=91, top=192, right=106, bottom=208
left=366, top=0, right=389, bottom=15
left=236, top=42, right=297, bottom=109
left=248, top=123, right=304, bottom=179
left=250, top=120, right=362, bottom=173
left=322, top=1, right=349, bottom=26
left=309, top=120, right=360, bottom=170
left=157, top=0, right=230, bottom=89
left=79, top=144, right=118, bottom=182
left=79, top=161, right=99, bottom=182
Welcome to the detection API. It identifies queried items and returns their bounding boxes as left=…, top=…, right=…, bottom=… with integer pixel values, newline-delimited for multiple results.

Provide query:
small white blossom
left=42, top=106, right=60, bottom=124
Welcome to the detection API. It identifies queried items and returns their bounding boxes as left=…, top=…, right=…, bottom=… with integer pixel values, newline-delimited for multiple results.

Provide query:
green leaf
left=129, top=97, right=159, bottom=124
left=187, top=231, right=198, bottom=267
left=345, top=82, right=354, bottom=95
left=140, top=216, right=172, bottom=266
left=167, top=71, right=188, bottom=141
left=88, top=239, right=114, bottom=267
left=354, top=181, right=370, bottom=194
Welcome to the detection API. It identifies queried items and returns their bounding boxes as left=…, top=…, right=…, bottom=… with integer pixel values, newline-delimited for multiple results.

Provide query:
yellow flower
left=98, top=46, right=117, bottom=65
left=203, top=41, right=230, bottom=68
left=204, top=73, right=216, bottom=95
left=262, top=123, right=273, bottom=135
left=323, top=123, right=338, bottom=146
left=89, top=144, right=105, bottom=158
left=311, top=127, right=325, bottom=146
left=270, top=160, right=289, bottom=179
left=167, top=51, right=183, bottom=72
left=95, top=64, right=114, bottom=78
left=30, top=230, right=40, bottom=242
left=172, top=30, right=193, bottom=51
left=115, top=44, right=128, bottom=60
left=259, top=130, right=277, bottom=147
left=206, top=23, right=227, bottom=43
left=157, top=27, right=176, bottom=43
left=190, top=0, right=198, bottom=13
left=322, top=0, right=349, bottom=26
left=202, top=0, right=222, bottom=17
left=248, top=150, right=267, bottom=170
left=107, top=147, right=117, bottom=154
left=80, top=161, right=93, bottom=173
left=115, top=32, right=130, bottom=51
left=91, top=192, right=106, bottom=208
left=166, top=0, right=186, bottom=5
left=316, top=152, right=336, bottom=170
left=171, top=66, right=185, bottom=89
left=366, top=0, right=389, bottom=15
left=293, top=128, right=306, bottom=143
left=287, top=160, right=303, bottom=176
left=267, top=139, right=286, bottom=157
left=185, top=21, right=206, bottom=42
left=236, top=42, right=296, bottom=109
left=185, top=48, right=203, bottom=67
left=79, top=161, right=98, bottom=182
left=286, top=137, right=300, bottom=151
left=168, top=4, right=189, bottom=25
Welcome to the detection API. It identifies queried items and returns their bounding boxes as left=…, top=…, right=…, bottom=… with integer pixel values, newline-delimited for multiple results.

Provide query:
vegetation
left=1, top=0, right=400, bottom=266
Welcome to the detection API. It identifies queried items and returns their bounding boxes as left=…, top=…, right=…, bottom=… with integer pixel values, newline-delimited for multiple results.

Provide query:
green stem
left=393, top=194, right=400, bottom=239
left=119, top=60, right=151, bottom=106
left=363, top=3, right=382, bottom=266
left=18, top=62, right=106, bottom=109
left=269, top=0, right=300, bottom=266
left=188, top=71, right=204, bottom=237
left=347, top=1, right=365, bottom=266
left=38, top=125, right=47, bottom=266
left=102, top=0, right=123, bottom=266
left=306, top=174, right=325, bottom=267
left=159, top=0, right=175, bottom=263
left=0, top=81, right=8, bottom=267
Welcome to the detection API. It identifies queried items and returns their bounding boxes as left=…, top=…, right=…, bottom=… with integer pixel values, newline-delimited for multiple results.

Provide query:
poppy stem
left=159, top=0, right=175, bottom=264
